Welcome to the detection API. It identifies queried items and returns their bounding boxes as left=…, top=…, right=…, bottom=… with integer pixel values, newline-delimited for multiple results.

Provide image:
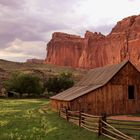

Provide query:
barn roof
left=50, top=60, right=129, bottom=101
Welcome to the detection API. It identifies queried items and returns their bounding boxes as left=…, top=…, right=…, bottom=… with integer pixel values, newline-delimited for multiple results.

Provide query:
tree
left=4, top=72, right=44, bottom=97
left=58, top=72, right=74, bottom=91
left=45, top=72, right=74, bottom=94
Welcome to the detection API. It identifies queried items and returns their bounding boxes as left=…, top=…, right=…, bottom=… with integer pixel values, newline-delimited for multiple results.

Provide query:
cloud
left=0, top=0, right=81, bottom=49
left=0, top=0, right=140, bottom=62
left=0, top=0, right=25, bottom=8
left=0, top=38, right=46, bottom=62
left=0, top=0, right=69, bottom=49
left=74, top=24, right=115, bottom=36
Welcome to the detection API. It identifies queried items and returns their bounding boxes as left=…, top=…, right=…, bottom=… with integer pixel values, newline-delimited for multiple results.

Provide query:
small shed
left=50, top=61, right=140, bottom=115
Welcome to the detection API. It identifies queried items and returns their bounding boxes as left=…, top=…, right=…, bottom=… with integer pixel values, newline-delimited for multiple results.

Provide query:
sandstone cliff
left=45, top=15, right=140, bottom=69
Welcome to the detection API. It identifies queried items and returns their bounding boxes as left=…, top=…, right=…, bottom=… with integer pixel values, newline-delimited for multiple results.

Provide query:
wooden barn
left=50, top=61, right=140, bottom=115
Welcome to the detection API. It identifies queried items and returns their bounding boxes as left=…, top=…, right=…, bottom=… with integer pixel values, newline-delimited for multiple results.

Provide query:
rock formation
left=45, top=15, right=140, bottom=69
left=26, top=58, right=45, bottom=64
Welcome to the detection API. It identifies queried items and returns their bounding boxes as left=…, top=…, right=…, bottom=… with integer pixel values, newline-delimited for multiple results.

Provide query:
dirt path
left=108, top=115, right=140, bottom=121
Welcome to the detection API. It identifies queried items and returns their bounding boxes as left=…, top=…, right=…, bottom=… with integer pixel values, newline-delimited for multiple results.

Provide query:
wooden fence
left=59, top=108, right=140, bottom=140
left=100, top=120, right=135, bottom=140
left=106, top=118, right=140, bottom=140
left=59, top=108, right=100, bottom=133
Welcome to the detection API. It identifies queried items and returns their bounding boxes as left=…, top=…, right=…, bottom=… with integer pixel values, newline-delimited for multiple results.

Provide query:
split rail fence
left=59, top=108, right=140, bottom=140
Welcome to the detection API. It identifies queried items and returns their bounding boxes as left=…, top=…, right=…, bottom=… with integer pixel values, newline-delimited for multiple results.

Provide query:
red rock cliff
left=45, top=15, right=140, bottom=69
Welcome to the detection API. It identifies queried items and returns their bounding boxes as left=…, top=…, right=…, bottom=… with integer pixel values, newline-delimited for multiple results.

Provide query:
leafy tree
left=4, top=72, right=44, bottom=97
left=58, top=72, right=74, bottom=91
left=45, top=72, right=74, bottom=94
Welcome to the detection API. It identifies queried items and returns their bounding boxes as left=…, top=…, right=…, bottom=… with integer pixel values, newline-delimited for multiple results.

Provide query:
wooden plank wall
left=50, top=99, right=69, bottom=111
left=70, top=63, right=140, bottom=115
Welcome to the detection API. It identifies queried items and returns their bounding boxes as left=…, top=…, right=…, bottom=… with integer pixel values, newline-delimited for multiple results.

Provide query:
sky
left=0, top=0, right=140, bottom=62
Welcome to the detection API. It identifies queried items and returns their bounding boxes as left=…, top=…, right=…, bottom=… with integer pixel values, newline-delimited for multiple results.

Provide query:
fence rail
left=106, top=118, right=140, bottom=139
left=101, top=120, right=135, bottom=140
left=59, top=108, right=139, bottom=140
left=81, top=112, right=100, bottom=133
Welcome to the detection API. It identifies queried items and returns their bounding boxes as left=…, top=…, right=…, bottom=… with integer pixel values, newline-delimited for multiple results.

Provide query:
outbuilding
left=50, top=61, right=140, bottom=115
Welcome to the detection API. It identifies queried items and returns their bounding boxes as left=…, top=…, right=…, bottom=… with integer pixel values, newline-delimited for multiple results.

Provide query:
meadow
left=0, top=99, right=107, bottom=140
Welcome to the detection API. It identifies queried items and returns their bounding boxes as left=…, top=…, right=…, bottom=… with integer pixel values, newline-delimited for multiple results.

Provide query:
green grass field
left=0, top=99, right=107, bottom=140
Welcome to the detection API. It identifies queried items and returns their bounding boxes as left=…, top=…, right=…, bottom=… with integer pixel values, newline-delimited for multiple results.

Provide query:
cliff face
left=46, top=32, right=85, bottom=67
left=45, top=15, right=140, bottom=69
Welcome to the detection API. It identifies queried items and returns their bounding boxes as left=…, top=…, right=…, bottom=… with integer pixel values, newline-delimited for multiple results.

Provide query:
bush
left=4, top=72, right=44, bottom=97
left=45, top=72, right=74, bottom=95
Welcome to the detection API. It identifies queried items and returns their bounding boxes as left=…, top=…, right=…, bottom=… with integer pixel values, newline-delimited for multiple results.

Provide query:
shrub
left=45, top=72, right=74, bottom=95
left=4, top=72, right=44, bottom=97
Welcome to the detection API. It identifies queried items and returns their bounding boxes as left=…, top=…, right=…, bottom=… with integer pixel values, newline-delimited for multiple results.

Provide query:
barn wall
left=70, top=63, right=140, bottom=115
left=50, top=99, right=69, bottom=111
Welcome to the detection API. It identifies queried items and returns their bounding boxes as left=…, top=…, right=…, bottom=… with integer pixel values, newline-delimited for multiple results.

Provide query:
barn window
left=128, top=85, right=135, bottom=99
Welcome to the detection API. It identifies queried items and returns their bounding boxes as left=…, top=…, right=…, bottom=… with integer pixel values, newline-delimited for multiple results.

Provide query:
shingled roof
left=50, top=60, right=129, bottom=101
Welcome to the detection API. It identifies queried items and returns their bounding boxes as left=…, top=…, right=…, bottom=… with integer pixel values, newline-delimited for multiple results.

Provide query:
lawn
left=0, top=99, right=107, bottom=140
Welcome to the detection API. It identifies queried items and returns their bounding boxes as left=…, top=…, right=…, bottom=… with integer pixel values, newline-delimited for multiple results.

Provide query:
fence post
left=66, top=108, right=69, bottom=122
left=98, top=117, right=102, bottom=137
left=98, top=112, right=107, bottom=137
left=101, top=112, right=107, bottom=134
left=59, top=108, right=60, bottom=117
left=79, top=111, right=81, bottom=127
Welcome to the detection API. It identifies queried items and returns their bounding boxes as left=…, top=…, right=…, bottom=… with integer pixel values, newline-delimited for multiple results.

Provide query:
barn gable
left=50, top=60, right=135, bottom=101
